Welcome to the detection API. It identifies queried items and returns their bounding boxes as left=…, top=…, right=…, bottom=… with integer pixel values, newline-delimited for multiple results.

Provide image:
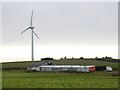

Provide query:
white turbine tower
left=21, top=10, right=39, bottom=61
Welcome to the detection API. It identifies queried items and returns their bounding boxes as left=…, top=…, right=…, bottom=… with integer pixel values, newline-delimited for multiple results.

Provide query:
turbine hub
left=30, top=27, right=34, bottom=29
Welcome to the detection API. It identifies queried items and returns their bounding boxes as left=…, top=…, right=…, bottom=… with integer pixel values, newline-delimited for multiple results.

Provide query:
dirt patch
left=112, top=71, right=120, bottom=76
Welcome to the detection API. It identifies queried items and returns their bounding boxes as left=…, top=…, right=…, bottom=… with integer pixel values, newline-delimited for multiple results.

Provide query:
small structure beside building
left=95, top=66, right=112, bottom=71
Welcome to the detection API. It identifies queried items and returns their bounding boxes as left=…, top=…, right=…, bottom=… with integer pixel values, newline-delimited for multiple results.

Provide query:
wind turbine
left=21, top=10, right=39, bottom=61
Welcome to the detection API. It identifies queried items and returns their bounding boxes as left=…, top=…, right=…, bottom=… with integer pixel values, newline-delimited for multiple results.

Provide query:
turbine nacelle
left=30, top=26, right=34, bottom=29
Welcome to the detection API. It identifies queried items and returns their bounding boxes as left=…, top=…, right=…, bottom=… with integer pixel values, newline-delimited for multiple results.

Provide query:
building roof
left=38, top=65, right=95, bottom=68
left=30, top=62, right=53, bottom=67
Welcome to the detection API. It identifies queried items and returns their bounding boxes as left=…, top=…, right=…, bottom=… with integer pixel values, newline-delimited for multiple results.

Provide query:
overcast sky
left=1, top=2, right=118, bottom=62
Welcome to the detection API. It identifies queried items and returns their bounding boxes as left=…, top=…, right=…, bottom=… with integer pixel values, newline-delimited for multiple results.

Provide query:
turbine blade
left=33, top=31, right=39, bottom=39
left=21, top=27, right=30, bottom=34
left=30, top=10, right=33, bottom=27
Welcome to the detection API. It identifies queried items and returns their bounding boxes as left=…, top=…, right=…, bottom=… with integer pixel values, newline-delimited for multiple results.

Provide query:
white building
left=27, top=62, right=112, bottom=72
left=27, top=62, right=96, bottom=72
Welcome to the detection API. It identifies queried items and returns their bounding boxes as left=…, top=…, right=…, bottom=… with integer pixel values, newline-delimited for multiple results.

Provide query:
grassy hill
left=2, top=59, right=119, bottom=70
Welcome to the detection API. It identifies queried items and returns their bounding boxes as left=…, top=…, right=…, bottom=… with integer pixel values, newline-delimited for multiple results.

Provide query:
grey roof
left=30, top=62, right=53, bottom=67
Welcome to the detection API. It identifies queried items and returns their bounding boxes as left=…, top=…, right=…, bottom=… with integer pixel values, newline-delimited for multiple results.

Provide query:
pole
left=31, top=29, right=34, bottom=61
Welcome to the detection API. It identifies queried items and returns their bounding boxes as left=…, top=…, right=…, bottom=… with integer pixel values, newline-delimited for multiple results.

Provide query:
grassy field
left=2, top=70, right=118, bottom=88
left=2, top=59, right=119, bottom=88
left=2, top=59, right=119, bottom=70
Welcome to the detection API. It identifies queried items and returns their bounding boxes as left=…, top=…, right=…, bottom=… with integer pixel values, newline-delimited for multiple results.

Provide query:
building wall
left=37, top=65, right=96, bottom=72
left=28, top=65, right=112, bottom=72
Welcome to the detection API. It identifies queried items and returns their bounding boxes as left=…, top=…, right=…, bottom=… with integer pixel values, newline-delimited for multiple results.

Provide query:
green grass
left=2, top=60, right=119, bottom=88
left=2, top=70, right=118, bottom=88
left=0, top=70, right=2, bottom=89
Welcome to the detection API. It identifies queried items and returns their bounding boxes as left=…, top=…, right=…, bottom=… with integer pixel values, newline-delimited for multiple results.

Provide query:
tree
left=80, top=57, right=84, bottom=59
